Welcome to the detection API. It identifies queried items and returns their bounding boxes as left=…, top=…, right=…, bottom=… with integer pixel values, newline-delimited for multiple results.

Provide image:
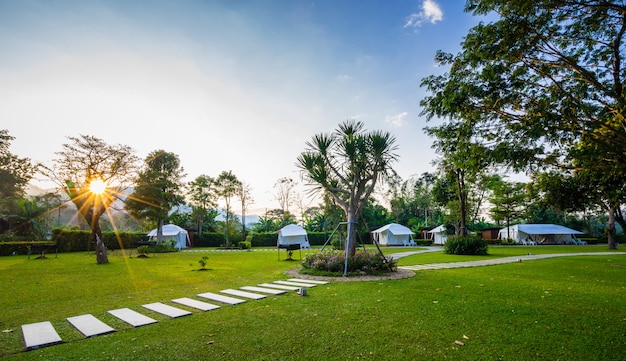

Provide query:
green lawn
left=1, top=246, right=624, bottom=360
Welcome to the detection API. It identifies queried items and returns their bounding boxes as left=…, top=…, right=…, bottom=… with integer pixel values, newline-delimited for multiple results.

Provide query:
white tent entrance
left=147, top=224, right=191, bottom=249
left=498, top=224, right=584, bottom=245
left=371, top=223, right=415, bottom=246
left=427, top=225, right=448, bottom=245
left=277, top=224, right=310, bottom=260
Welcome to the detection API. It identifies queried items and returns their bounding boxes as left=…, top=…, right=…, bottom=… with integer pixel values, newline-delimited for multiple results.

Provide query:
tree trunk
left=93, top=222, right=108, bottom=264
left=456, top=169, right=468, bottom=237
left=607, top=205, right=617, bottom=250
left=157, top=218, right=164, bottom=244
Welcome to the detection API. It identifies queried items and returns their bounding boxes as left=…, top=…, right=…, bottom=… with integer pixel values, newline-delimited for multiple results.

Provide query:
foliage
left=297, top=120, right=399, bottom=257
left=198, top=255, right=209, bottom=269
left=187, top=174, right=218, bottom=235
left=238, top=241, right=251, bottom=249
left=41, top=134, right=139, bottom=264
left=214, top=170, right=241, bottom=247
left=192, top=232, right=226, bottom=247
left=0, top=130, right=35, bottom=233
left=301, top=249, right=396, bottom=275
left=420, top=1, right=626, bottom=248
left=125, top=150, right=186, bottom=243
left=444, top=235, right=489, bottom=255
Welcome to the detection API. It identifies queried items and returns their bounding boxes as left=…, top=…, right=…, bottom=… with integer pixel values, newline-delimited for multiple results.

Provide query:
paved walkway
left=397, top=250, right=625, bottom=271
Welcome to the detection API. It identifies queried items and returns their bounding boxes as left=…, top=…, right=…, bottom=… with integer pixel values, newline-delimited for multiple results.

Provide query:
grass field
left=1, top=245, right=624, bottom=360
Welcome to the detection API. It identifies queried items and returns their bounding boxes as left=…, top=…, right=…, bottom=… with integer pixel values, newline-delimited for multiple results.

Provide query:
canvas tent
left=372, top=223, right=415, bottom=246
left=498, top=224, right=584, bottom=245
left=427, top=225, right=448, bottom=245
left=277, top=224, right=310, bottom=249
left=147, top=224, right=190, bottom=249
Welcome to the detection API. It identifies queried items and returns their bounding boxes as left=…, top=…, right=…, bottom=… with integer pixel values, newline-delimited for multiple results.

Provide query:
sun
left=89, top=179, right=107, bottom=195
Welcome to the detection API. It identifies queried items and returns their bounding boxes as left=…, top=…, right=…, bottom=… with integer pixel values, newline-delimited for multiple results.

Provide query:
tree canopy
left=420, top=0, right=626, bottom=248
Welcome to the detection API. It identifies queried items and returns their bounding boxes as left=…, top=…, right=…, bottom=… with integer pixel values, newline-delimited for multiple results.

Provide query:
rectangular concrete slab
left=108, top=308, right=157, bottom=327
left=257, top=283, right=300, bottom=291
left=220, top=289, right=266, bottom=300
left=22, top=321, right=62, bottom=350
left=273, top=280, right=317, bottom=287
left=67, top=314, right=115, bottom=337
left=241, top=286, right=286, bottom=295
left=171, top=297, right=221, bottom=311
left=287, top=278, right=329, bottom=285
left=197, top=292, right=246, bottom=305
left=142, top=302, right=192, bottom=318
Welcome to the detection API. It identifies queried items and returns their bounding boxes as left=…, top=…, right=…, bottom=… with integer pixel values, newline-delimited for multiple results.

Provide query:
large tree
left=43, top=135, right=138, bottom=264
left=420, top=0, right=626, bottom=248
left=125, top=150, right=186, bottom=243
left=296, top=120, right=398, bottom=258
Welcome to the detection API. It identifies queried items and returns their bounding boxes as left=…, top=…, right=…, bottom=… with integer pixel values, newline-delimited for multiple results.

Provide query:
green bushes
left=192, top=232, right=226, bottom=247
left=301, top=249, right=396, bottom=275
left=444, top=235, right=489, bottom=255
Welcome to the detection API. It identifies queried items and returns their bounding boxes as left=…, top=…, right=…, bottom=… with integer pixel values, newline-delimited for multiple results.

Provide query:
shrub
left=301, top=249, right=396, bottom=275
left=444, top=235, right=489, bottom=255
left=238, top=241, right=251, bottom=249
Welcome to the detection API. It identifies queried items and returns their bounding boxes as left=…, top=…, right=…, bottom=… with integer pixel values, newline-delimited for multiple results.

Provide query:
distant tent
left=498, top=224, right=584, bottom=245
left=147, top=224, right=190, bottom=249
left=372, top=223, right=415, bottom=246
left=277, top=224, right=310, bottom=249
left=427, top=225, right=448, bottom=245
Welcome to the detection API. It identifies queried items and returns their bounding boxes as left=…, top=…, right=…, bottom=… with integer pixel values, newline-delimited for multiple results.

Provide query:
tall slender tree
left=188, top=174, right=218, bottom=237
left=215, top=170, right=241, bottom=248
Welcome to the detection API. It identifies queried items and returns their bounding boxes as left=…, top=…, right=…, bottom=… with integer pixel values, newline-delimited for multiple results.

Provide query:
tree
left=273, top=177, right=296, bottom=214
left=0, top=130, right=34, bottom=232
left=43, top=135, right=138, bottom=264
left=421, top=0, right=626, bottom=248
left=489, top=179, right=527, bottom=237
left=125, top=150, right=185, bottom=244
left=214, top=170, right=241, bottom=247
left=238, top=181, right=254, bottom=242
left=296, top=120, right=398, bottom=259
left=188, top=175, right=218, bottom=236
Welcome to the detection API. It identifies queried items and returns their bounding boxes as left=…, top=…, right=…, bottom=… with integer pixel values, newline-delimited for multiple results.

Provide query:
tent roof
left=501, top=224, right=583, bottom=235
left=372, top=223, right=414, bottom=235
left=278, top=224, right=307, bottom=237
left=147, top=224, right=188, bottom=237
left=427, top=225, right=447, bottom=233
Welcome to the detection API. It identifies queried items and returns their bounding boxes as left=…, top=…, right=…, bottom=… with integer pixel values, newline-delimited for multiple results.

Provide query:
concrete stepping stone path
left=66, top=314, right=115, bottom=338
left=240, top=286, right=286, bottom=295
left=257, top=283, right=300, bottom=291
left=273, top=280, right=317, bottom=288
left=171, top=297, right=221, bottom=311
left=287, top=278, right=329, bottom=285
left=142, top=302, right=192, bottom=318
left=197, top=292, right=246, bottom=305
left=220, top=289, right=266, bottom=300
left=108, top=308, right=157, bottom=327
left=21, top=321, right=63, bottom=350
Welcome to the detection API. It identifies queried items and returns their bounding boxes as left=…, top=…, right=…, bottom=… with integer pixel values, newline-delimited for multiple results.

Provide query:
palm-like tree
left=296, top=120, right=398, bottom=257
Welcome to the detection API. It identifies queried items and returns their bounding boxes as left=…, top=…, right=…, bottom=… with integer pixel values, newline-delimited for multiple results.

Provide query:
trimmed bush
left=301, top=249, right=396, bottom=275
left=444, top=235, right=489, bottom=255
left=192, top=232, right=226, bottom=247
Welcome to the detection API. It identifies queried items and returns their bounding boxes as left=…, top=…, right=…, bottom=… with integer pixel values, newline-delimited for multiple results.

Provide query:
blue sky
left=0, top=0, right=486, bottom=214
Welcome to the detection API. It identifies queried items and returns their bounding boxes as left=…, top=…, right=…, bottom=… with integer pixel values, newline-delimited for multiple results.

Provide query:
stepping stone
left=197, top=292, right=246, bottom=305
left=172, top=297, right=221, bottom=311
left=287, top=278, right=329, bottom=285
left=240, top=286, right=286, bottom=295
left=273, top=280, right=317, bottom=287
left=108, top=308, right=157, bottom=327
left=220, top=289, right=266, bottom=300
left=257, top=283, right=300, bottom=291
left=22, top=321, right=62, bottom=350
left=67, top=314, right=115, bottom=337
left=142, top=302, right=191, bottom=318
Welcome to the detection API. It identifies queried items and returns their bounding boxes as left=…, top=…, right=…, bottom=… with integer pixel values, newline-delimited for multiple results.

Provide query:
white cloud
left=404, top=0, right=443, bottom=28
left=385, top=112, right=409, bottom=127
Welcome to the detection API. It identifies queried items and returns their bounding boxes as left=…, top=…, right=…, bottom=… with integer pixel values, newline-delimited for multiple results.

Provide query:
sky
left=0, top=0, right=487, bottom=216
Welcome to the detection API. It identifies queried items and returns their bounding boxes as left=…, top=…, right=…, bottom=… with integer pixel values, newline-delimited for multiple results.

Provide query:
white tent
left=277, top=224, right=310, bottom=249
left=427, top=225, right=448, bottom=245
left=147, top=224, right=190, bottom=249
left=372, top=223, right=415, bottom=246
left=498, top=224, right=584, bottom=245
